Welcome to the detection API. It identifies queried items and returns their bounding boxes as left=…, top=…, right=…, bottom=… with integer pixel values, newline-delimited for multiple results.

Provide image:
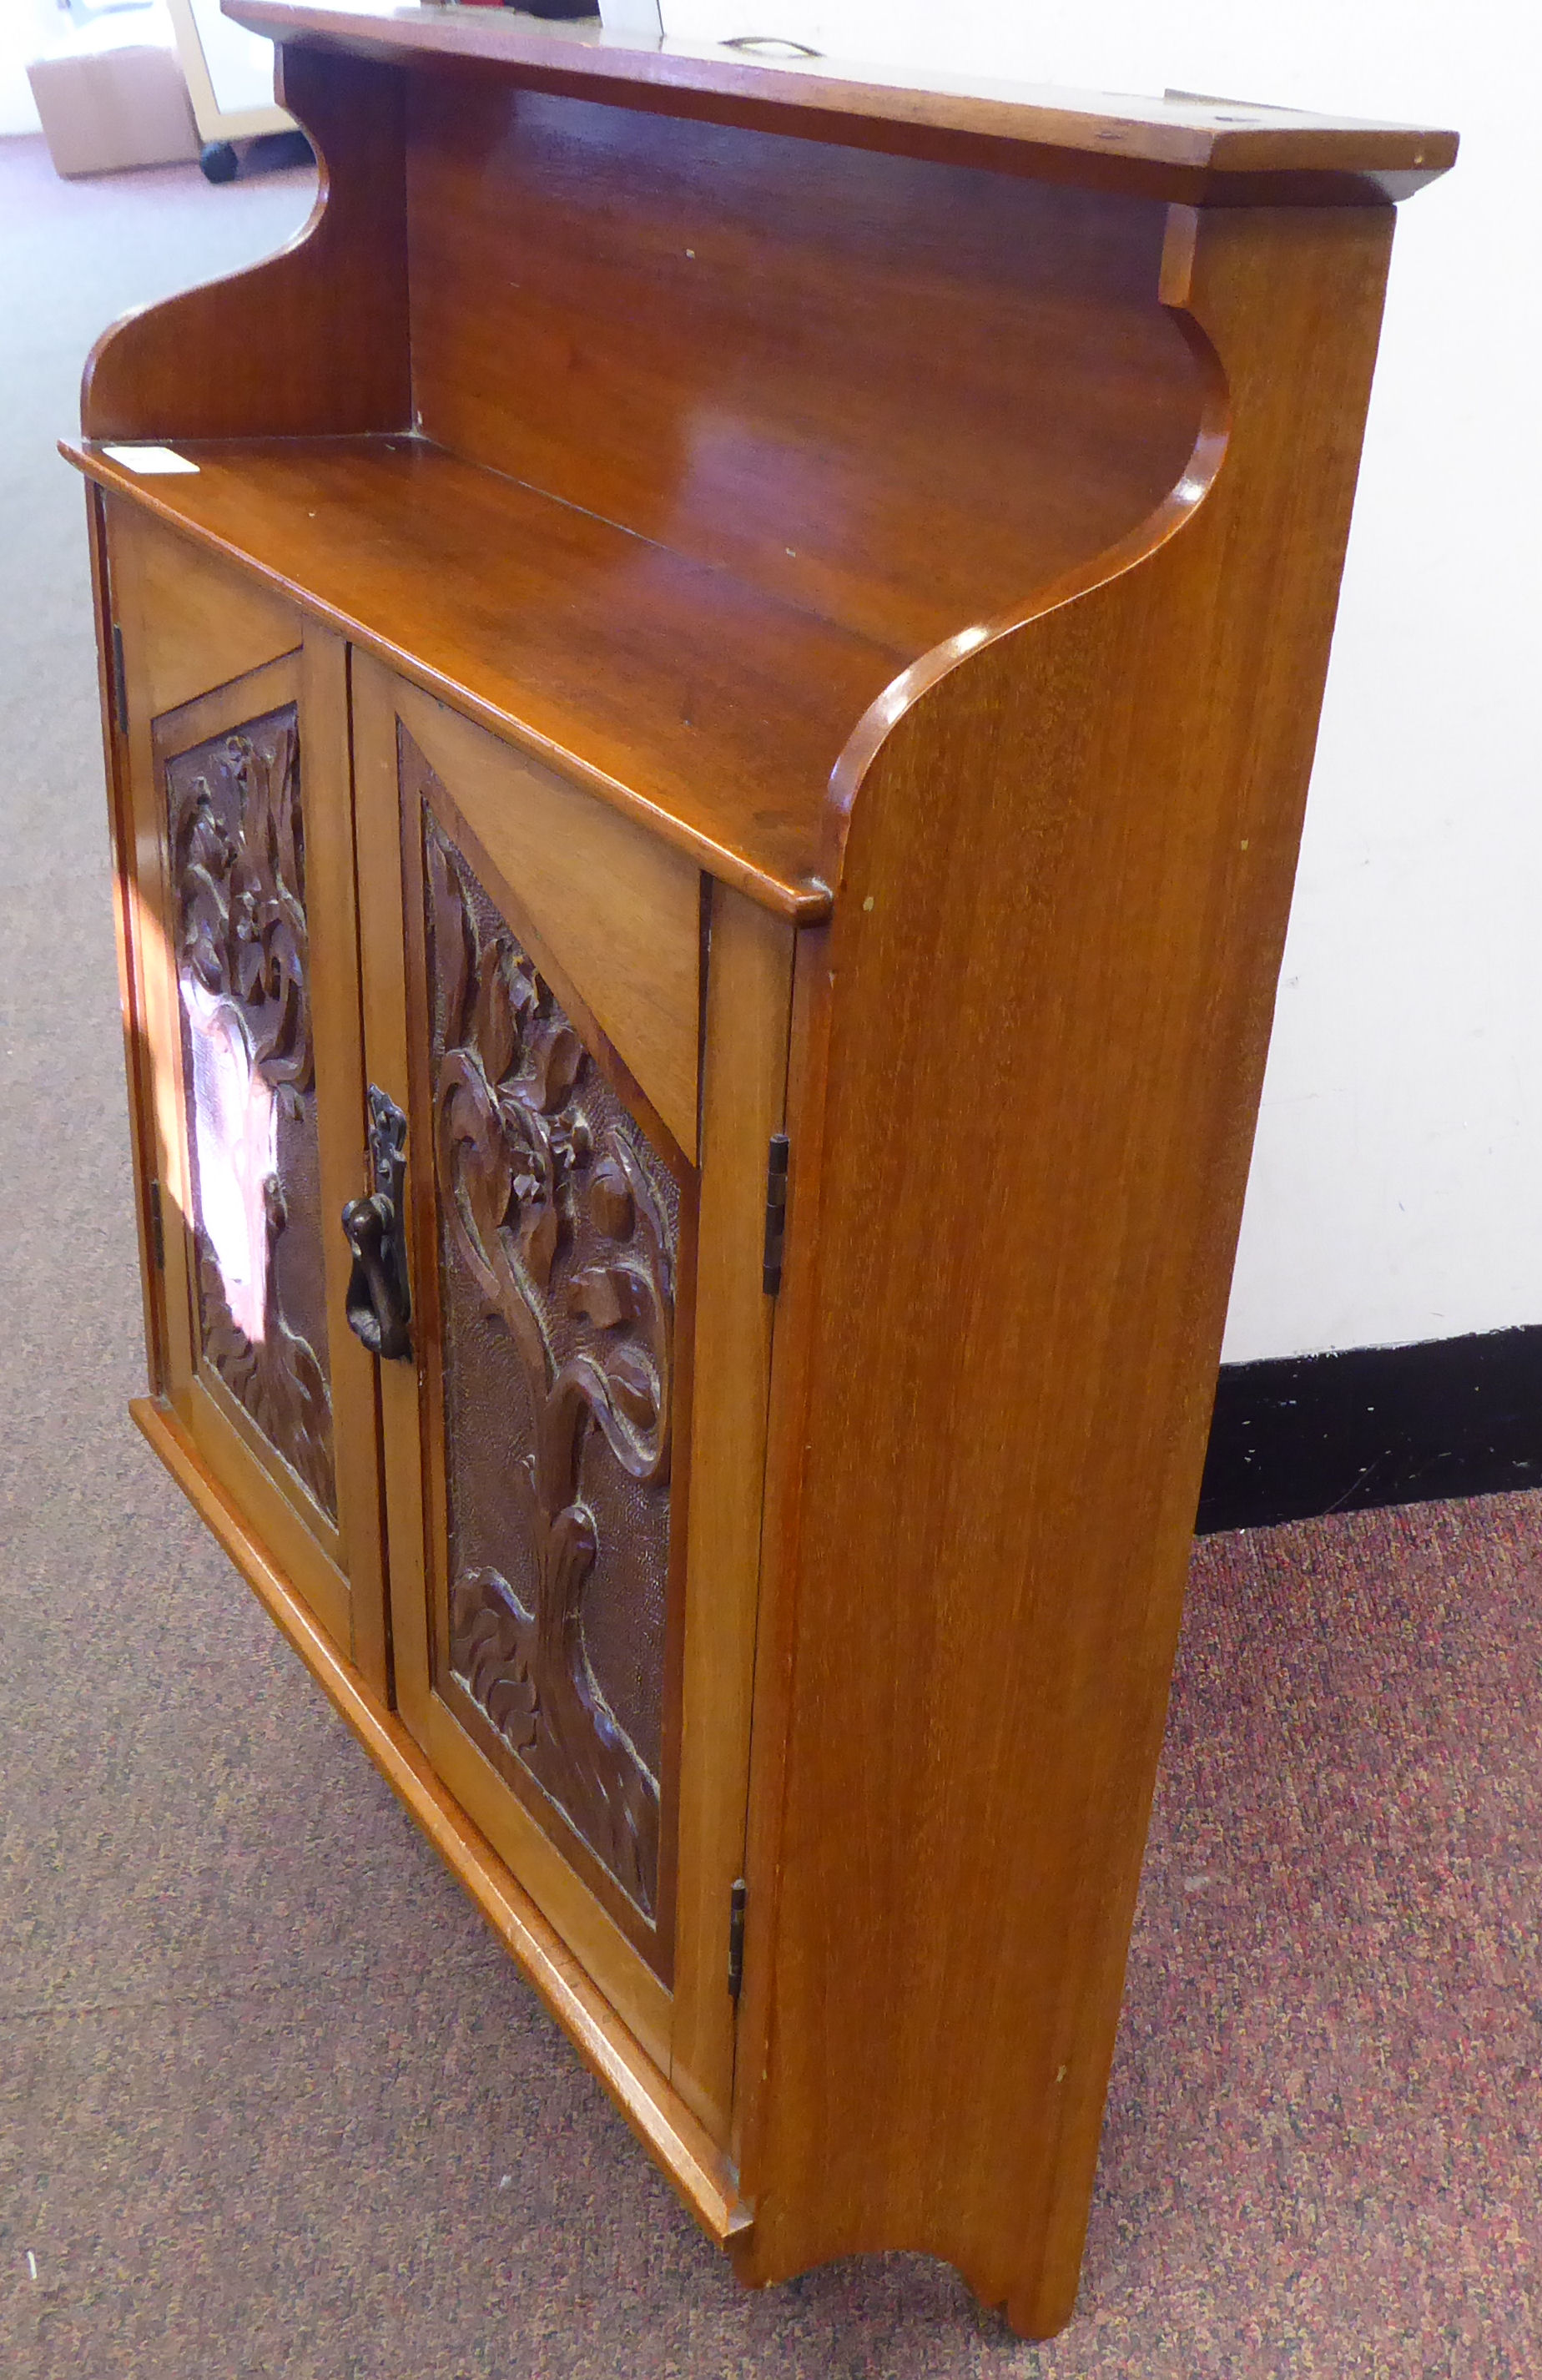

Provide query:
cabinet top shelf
left=75, top=23, right=1457, bottom=921
left=67, top=432, right=893, bottom=915
left=229, top=0, right=1455, bottom=204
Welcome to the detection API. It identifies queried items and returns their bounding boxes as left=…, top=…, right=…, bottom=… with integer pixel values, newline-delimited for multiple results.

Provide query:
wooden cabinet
left=68, top=4, right=1454, bottom=2337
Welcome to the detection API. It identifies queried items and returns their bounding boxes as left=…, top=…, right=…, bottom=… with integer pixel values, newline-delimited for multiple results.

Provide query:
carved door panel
left=108, top=505, right=387, bottom=1687
left=351, top=658, right=793, bottom=2139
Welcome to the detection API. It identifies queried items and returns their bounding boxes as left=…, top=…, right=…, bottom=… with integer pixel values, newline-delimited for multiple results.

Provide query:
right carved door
left=350, top=657, right=794, bottom=2141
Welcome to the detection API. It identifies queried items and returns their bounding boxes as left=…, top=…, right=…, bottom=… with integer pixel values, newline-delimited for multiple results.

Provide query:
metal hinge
left=148, top=1178, right=165, bottom=1270
left=762, top=1133, right=789, bottom=1295
left=110, top=622, right=128, bottom=737
left=727, top=1875, right=748, bottom=2002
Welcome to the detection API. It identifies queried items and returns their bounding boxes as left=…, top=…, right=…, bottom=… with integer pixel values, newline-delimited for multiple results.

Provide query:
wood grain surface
left=406, top=83, right=1207, bottom=654
left=231, top=0, right=1454, bottom=204
left=347, top=653, right=433, bottom=1736
left=394, top=683, right=703, bottom=1158
left=733, top=199, right=1400, bottom=2337
left=90, top=486, right=169, bottom=1397
left=64, top=435, right=894, bottom=920
left=668, top=885, right=794, bottom=2143
left=297, top=624, right=391, bottom=1695
left=113, top=509, right=300, bottom=719
left=82, top=44, right=409, bottom=442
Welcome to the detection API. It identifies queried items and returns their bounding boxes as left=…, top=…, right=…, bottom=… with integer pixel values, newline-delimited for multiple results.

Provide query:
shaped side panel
left=733, top=201, right=1397, bottom=2337
left=82, top=46, right=409, bottom=441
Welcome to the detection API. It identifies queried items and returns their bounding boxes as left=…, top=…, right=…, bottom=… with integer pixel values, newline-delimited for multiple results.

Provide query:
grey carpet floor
left=2, top=132, right=1538, bottom=2377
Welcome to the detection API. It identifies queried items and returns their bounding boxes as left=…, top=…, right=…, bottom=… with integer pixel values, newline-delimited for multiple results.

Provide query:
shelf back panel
left=405, top=78, right=1212, bottom=656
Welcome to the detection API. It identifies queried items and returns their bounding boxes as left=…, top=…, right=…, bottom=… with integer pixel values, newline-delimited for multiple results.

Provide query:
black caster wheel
left=199, top=141, right=239, bottom=184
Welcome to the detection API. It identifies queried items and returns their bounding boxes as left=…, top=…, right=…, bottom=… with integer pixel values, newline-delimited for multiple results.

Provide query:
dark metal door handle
left=343, top=1087, right=411, bottom=1361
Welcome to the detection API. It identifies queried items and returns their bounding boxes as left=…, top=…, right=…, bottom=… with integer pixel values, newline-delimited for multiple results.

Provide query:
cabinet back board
left=406, top=79, right=1210, bottom=656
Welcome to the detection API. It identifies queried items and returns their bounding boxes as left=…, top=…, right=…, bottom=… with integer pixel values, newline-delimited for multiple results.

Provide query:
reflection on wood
left=197, top=1220, right=335, bottom=1511
left=167, top=707, right=337, bottom=1515
left=426, top=809, right=674, bottom=1916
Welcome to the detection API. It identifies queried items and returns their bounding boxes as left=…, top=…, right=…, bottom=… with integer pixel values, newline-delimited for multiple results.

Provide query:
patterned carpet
left=3, top=132, right=1537, bottom=2377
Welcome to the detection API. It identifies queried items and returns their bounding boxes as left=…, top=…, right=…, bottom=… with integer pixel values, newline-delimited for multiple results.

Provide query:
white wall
left=180, top=0, right=283, bottom=114
left=0, top=0, right=65, bottom=133
left=670, top=0, right=1542, bottom=1362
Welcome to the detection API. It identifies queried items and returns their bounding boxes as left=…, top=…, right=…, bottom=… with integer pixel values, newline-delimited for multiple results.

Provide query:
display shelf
left=66, top=431, right=907, bottom=916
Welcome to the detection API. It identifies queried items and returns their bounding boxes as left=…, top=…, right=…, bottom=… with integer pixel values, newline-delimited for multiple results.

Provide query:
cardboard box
left=28, top=35, right=199, bottom=177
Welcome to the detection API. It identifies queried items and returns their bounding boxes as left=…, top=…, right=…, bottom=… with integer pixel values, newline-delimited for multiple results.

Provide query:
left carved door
left=103, top=500, right=388, bottom=1689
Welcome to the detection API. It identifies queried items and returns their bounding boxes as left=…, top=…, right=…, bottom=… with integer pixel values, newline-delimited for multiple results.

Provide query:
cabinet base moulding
left=128, top=1392, right=753, bottom=2252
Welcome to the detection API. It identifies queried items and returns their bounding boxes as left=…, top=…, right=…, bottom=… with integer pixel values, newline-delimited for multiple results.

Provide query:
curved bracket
left=826, top=208, right=1235, bottom=860
left=81, top=43, right=409, bottom=443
